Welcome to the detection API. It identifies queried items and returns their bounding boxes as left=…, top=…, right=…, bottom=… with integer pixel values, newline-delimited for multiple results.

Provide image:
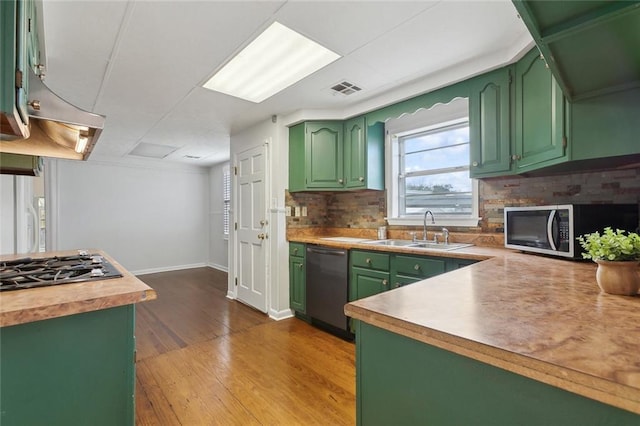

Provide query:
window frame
left=384, top=99, right=480, bottom=227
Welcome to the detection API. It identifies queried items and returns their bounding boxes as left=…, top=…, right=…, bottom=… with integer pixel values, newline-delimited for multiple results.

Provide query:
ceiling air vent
left=330, top=81, right=362, bottom=96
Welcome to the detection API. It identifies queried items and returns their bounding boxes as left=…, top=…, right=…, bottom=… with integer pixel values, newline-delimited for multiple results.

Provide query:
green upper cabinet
left=469, top=67, right=512, bottom=178
left=289, top=117, right=384, bottom=192
left=513, top=48, right=569, bottom=173
left=512, top=1, right=640, bottom=102
left=306, top=121, right=344, bottom=189
left=344, top=117, right=385, bottom=190
left=1, top=0, right=29, bottom=138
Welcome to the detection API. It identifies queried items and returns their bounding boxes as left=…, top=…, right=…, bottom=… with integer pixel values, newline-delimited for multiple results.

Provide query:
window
left=223, top=165, right=231, bottom=236
left=385, top=98, right=479, bottom=227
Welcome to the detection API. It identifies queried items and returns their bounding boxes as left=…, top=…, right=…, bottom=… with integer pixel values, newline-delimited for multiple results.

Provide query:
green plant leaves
left=577, top=227, right=640, bottom=261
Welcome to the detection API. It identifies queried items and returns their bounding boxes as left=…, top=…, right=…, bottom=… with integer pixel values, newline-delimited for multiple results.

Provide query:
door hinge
left=234, top=166, right=238, bottom=175
left=15, top=70, right=23, bottom=88
left=235, top=277, right=238, bottom=286
left=234, top=222, right=238, bottom=231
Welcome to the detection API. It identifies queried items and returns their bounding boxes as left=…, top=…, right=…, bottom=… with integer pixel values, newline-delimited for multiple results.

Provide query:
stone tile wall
left=287, top=166, right=640, bottom=233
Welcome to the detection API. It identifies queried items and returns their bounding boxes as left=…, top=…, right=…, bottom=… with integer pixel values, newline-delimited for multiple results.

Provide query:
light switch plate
left=285, top=206, right=292, bottom=216
left=301, top=206, right=307, bottom=217
left=294, top=206, right=301, bottom=217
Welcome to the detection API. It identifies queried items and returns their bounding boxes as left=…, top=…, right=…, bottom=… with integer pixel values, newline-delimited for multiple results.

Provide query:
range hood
left=0, top=71, right=105, bottom=160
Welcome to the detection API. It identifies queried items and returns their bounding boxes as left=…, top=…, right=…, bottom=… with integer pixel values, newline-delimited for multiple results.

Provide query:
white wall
left=208, top=162, right=229, bottom=271
left=51, top=158, right=210, bottom=274
left=228, top=117, right=292, bottom=319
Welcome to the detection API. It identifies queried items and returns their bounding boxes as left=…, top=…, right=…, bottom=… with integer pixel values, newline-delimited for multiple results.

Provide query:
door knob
left=260, top=219, right=268, bottom=226
left=258, top=233, right=268, bottom=240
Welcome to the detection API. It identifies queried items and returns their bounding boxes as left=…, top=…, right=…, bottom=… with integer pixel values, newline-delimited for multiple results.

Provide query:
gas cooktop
left=0, top=251, right=123, bottom=292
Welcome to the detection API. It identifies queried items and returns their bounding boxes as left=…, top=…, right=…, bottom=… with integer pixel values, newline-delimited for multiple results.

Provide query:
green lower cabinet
left=289, top=242, right=306, bottom=313
left=356, top=322, right=640, bottom=426
left=445, top=257, right=477, bottom=272
left=350, top=268, right=390, bottom=300
left=0, top=305, right=136, bottom=426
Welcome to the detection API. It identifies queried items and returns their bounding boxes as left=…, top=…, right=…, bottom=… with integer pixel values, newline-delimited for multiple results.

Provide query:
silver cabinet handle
left=382, top=279, right=388, bottom=286
left=359, top=176, right=364, bottom=182
left=298, top=263, right=303, bottom=269
left=414, top=264, right=421, bottom=271
left=472, top=161, right=478, bottom=167
left=366, top=258, right=372, bottom=264
left=293, top=248, right=298, bottom=254
left=338, top=178, right=344, bottom=184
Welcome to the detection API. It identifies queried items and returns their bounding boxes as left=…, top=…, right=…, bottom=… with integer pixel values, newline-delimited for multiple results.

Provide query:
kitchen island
left=344, top=252, right=640, bottom=425
left=0, top=249, right=156, bottom=426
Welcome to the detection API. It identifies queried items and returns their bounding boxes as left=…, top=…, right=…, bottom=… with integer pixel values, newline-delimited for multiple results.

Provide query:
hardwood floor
left=135, top=267, right=356, bottom=425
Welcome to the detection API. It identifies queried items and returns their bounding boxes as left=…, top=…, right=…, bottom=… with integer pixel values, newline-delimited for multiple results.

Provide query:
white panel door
left=235, top=145, right=268, bottom=312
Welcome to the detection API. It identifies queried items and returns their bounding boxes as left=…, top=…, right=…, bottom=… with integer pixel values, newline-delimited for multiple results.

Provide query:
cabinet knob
left=472, top=161, right=479, bottom=167
left=28, top=100, right=41, bottom=111
left=382, top=279, right=388, bottom=286
left=365, top=258, right=372, bottom=264
left=338, top=178, right=344, bottom=184
left=511, top=154, right=521, bottom=161
left=414, top=264, right=421, bottom=271
left=394, top=283, right=400, bottom=289
left=293, top=248, right=298, bottom=254
left=359, top=176, right=364, bottom=182
left=298, top=263, right=303, bottom=269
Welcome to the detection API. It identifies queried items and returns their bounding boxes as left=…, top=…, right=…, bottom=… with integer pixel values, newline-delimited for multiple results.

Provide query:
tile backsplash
left=286, top=166, right=640, bottom=233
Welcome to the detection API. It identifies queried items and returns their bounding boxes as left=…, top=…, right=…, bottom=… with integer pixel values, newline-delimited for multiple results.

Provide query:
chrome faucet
left=442, top=227, right=449, bottom=245
left=423, top=210, right=435, bottom=241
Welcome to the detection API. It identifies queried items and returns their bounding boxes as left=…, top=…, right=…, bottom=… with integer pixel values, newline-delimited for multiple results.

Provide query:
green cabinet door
left=289, top=242, right=306, bottom=313
left=344, top=117, right=367, bottom=189
left=0, top=305, right=136, bottom=426
left=344, top=117, right=385, bottom=190
left=306, top=121, right=344, bottom=189
left=514, top=48, right=568, bottom=172
left=469, top=66, right=513, bottom=177
left=1, top=0, right=30, bottom=138
left=350, top=268, right=390, bottom=300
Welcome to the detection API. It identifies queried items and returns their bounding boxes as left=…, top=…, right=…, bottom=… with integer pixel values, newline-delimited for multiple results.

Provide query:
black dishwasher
left=305, top=245, right=351, bottom=337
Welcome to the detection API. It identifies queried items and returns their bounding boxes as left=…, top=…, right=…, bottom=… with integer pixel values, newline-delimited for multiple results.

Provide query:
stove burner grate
left=0, top=253, right=123, bottom=292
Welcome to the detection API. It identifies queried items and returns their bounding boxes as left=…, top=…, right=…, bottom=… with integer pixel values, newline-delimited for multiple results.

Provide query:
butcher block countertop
left=289, top=231, right=640, bottom=414
left=0, top=249, right=156, bottom=327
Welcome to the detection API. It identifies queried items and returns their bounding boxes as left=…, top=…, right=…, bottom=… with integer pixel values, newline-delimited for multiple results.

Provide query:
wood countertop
left=0, top=249, right=157, bottom=327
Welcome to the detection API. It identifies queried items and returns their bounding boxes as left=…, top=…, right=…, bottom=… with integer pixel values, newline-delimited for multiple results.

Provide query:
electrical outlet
left=285, top=206, right=292, bottom=216
left=294, top=206, right=301, bottom=217
left=301, top=206, right=307, bottom=217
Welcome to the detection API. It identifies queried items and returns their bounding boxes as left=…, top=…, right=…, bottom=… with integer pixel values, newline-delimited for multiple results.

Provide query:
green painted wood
left=306, top=121, right=344, bottom=189
left=445, top=257, right=477, bottom=272
left=469, top=66, right=513, bottom=177
left=356, top=321, right=640, bottom=426
left=349, top=267, right=390, bottom=301
left=391, top=254, right=446, bottom=279
left=0, top=305, right=136, bottom=426
left=571, top=87, right=640, bottom=161
left=344, top=116, right=366, bottom=189
left=365, top=80, right=470, bottom=125
left=289, top=253, right=306, bottom=313
left=365, top=121, right=385, bottom=190
left=350, top=250, right=390, bottom=272
left=288, top=123, right=306, bottom=192
left=512, top=1, right=640, bottom=101
left=390, top=274, right=420, bottom=289
left=514, top=48, right=568, bottom=172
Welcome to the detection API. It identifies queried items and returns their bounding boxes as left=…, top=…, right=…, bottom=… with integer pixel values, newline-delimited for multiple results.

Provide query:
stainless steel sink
left=410, top=242, right=474, bottom=251
left=362, top=239, right=473, bottom=251
left=362, top=239, right=419, bottom=247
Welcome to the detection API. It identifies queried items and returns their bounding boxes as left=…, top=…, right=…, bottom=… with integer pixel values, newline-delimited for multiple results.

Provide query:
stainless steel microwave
left=504, top=204, right=639, bottom=258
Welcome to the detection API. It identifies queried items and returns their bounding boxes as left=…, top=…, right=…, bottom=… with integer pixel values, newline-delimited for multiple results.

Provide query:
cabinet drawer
left=351, top=250, right=390, bottom=271
left=289, top=242, right=305, bottom=257
left=394, top=255, right=445, bottom=278
left=390, top=275, right=420, bottom=289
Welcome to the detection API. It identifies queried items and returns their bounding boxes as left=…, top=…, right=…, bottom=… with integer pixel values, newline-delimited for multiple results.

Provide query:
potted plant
left=577, top=227, right=640, bottom=295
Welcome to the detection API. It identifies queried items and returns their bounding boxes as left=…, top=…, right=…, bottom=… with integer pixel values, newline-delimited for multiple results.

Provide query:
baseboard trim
left=269, top=308, right=295, bottom=321
left=226, top=291, right=236, bottom=300
left=208, top=262, right=228, bottom=273
left=132, top=262, right=208, bottom=276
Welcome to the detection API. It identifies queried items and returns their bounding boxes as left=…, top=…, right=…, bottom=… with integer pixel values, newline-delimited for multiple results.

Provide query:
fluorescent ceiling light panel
left=203, top=22, right=341, bottom=103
